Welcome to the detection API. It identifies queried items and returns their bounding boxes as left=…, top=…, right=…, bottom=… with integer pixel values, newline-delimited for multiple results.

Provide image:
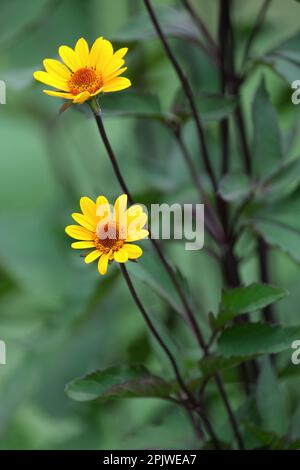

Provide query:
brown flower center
left=94, top=221, right=126, bottom=254
left=68, top=67, right=103, bottom=95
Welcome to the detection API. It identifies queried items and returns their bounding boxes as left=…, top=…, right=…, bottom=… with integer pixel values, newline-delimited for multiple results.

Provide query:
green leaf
left=173, top=91, right=238, bottom=123
left=256, top=358, right=289, bottom=435
left=199, top=354, right=257, bottom=378
left=250, top=218, right=300, bottom=263
left=115, top=7, right=201, bottom=44
left=261, top=32, right=300, bottom=83
left=259, top=155, right=300, bottom=202
left=218, top=172, right=252, bottom=202
left=214, top=283, right=287, bottom=328
left=222, top=283, right=286, bottom=314
left=65, top=365, right=173, bottom=402
left=217, top=323, right=300, bottom=357
left=252, top=79, right=282, bottom=176
left=246, top=424, right=300, bottom=450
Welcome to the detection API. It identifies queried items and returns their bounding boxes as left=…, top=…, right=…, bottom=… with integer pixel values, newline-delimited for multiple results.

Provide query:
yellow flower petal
left=104, top=67, right=127, bottom=83
left=102, top=58, right=125, bottom=77
left=33, top=71, right=69, bottom=91
left=75, top=37, right=90, bottom=67
left=123, top=244, right=143, bottom=259
left=65, top=225, right=94, bottom=240
left=72, top=213, right=95, bottom=231
left=43, top=90, right=73, bottom=99
left=96, top=195, right=109, bottom=206
left=59, top=45, right=81, bottom=71
left=90, top=37, right=113, bottom=69
left=90, top=87, right=104, bottom=98
left=102, top=77, right=131, bottom=93
left=73, top=91, right=91, bottom=104
left=114, top=194, right=127, bottom=221
left=113, top=47, right=128, bottom=61
left=80, top=197, right=96, bottom=219
left=98, top=254, right=109, bottom=275
left=114, top=248, right=128, bottom=263
left=126, top=229, right=149, bottom=242
left=85, top=249, right=101, bottom=264
left=96, top=196, right=111, bottom=220
left=71, top=241, right=95, bottom=249
left=126, top=205, right=143, bottom=221
left=43, top=59, right=71, bottom=81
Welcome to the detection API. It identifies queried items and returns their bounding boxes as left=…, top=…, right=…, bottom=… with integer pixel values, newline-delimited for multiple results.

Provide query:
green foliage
left=1, top=0, right=300, bottom=452
left=217, top=323, right=300, bottom=357
left=214, top=283, right=287, bottom=328
left=252, top=79, right=282, bottom=176
left=65, top=365, right=173, bottom=402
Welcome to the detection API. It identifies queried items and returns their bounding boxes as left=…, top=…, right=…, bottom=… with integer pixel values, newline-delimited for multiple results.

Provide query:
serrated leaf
left=221, top=283, right=287, bottom=314
left=217, top=323, right=300, bottom=357
left=214, top=283, right=287, bottom=328
left=252, top=79, right=282, bottom=176
left=65, top=365, right=173, bottom=402
left=218, top=173, right=252, bottom=202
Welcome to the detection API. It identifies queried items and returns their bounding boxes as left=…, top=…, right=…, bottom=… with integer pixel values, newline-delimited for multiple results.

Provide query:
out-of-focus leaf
left=256, top=359, right=289, bottom=435
left=217, top=323, right=300, bottom=357
left=260, top=32, right=300, bottom=82
left=250, top=218, right=300, bottom=263
left=214, top=283, right=287, bottom=328
left=199, top=354, right=257, bottom=378
left=257, top=155, right=300, bottom=202
left=65, top=365, right=173, bottom=402
left=115, top=7, right=201, bottom=44
left=173, top=91, right=238, bottom=123
left=246, top=424, right=300, bottom=450
left=101, top=90, right=171, bottom=122
left=126, top=252, right=184, bottom=318
left=218, top=173, right=252, bottom=202
left=252, top=79, right=282, bottom=176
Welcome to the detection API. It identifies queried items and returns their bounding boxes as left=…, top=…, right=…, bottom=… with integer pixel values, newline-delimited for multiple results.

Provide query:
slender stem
left=257, top=238, right=275, bottom=323
left=181, top=0, right=220, bottom=65
left=144, top=0, right=217, bottom=192
left=120, top=264, right=221, bottom=449
left=171, top=127, right=225, bottom=245
left=92, top=107, right=207, bottom=351
left=91, top=105, right=244, bottom=450
left=234, top=105, right=252, bottom=175
left=218, top=0, right=230, bottom=176
left=241, top=0, right=272, bottom=70
left=214, top=373, right=244, bottom=450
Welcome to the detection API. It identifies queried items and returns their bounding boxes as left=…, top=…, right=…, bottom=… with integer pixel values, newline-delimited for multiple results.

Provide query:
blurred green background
left=1, top=0, right=300, bottom=449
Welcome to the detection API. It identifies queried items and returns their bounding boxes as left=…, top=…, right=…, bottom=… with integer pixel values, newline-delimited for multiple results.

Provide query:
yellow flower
left=65, top=194, right=148, bottom=275
left=33, top=37, right=131, bottom=104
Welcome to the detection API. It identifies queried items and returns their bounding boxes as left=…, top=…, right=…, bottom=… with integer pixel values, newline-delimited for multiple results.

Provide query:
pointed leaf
left=65, top=365, right=173, bottom=402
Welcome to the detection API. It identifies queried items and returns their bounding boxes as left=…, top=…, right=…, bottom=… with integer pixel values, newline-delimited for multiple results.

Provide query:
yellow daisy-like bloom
left=33, top=37, right=131, bottom=104
left=65, top=194, right=148, bottom=275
